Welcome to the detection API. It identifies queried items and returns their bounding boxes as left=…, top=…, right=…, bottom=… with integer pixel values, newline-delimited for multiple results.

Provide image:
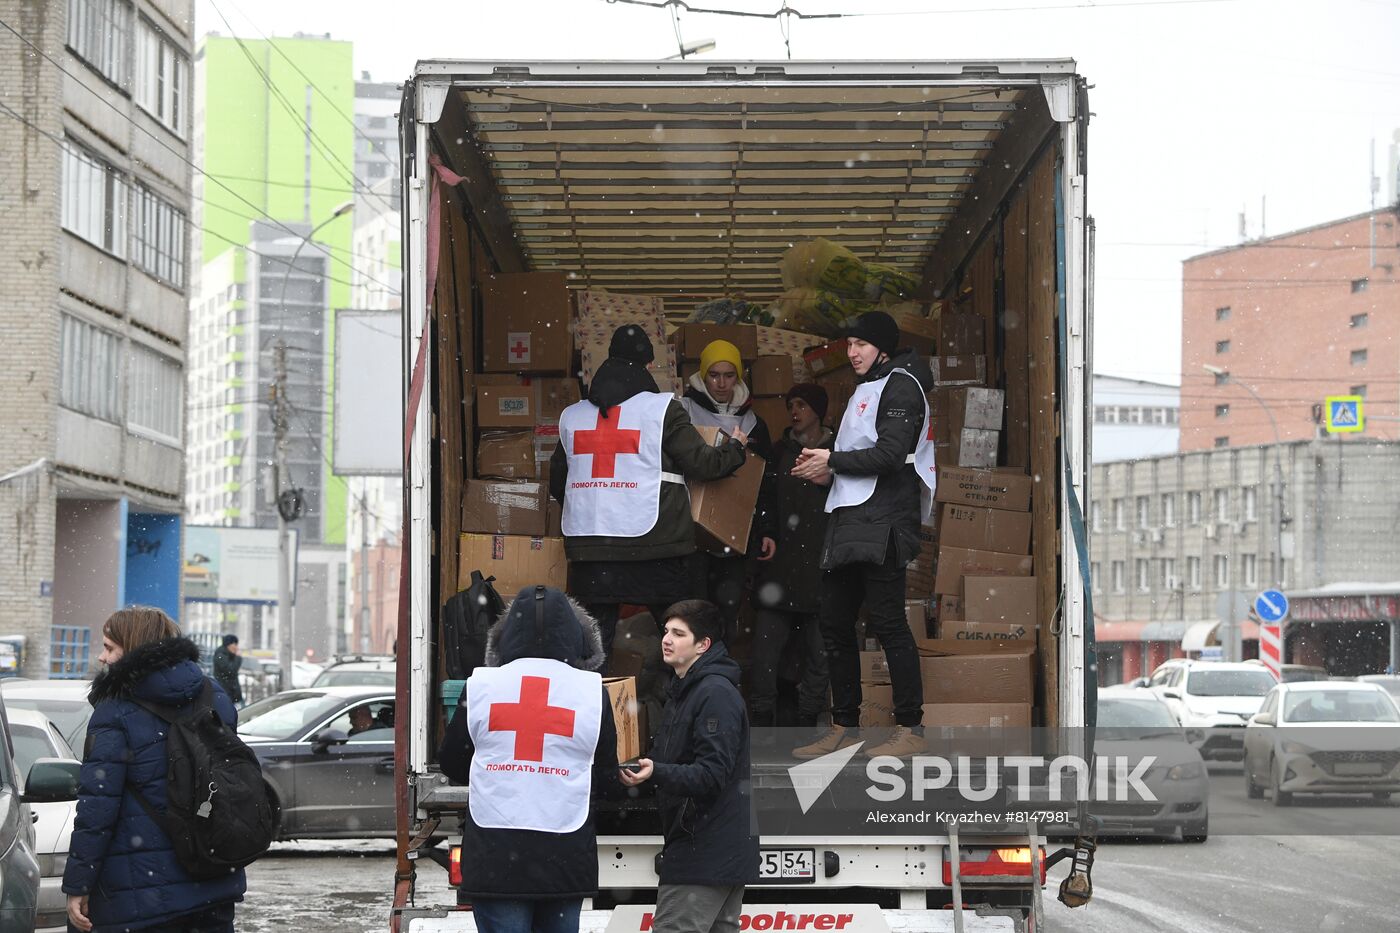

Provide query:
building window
left=60, top=314, right=121, bottom=422
left=1216, top=340, right=1230, bottom=354
left=1136, top=496, right=1150, bottom=529
left=1215, top=306, right=1231, bottom=322
left=1215, top=404, right=1230, bottom=418
left=1243, top=554, right=1258, bottom=588
left=1350, top=313, right=1369, bottom=329
left=1214, top=488, right=1231, bottom=522
left=1214, top=436, right=1230, bottom=448
left=1350, top=349, right=1367, bottom=366
left=127, top=343, right=182, bottom=444
left=1113, top=499, right=1126, bottom=531
left=67, top=0, right=131, bottom=87
left=1213, top=370, right=1230, bottom=386
left=1112, top=561, right=1126, bottom=594
left=1187, top=491, right=1202, bottom=524
left=1161, top=493, right=1176, bottom=527
left=1150, top=407, right=1169, bottom=425
left=1187, top=556, right=1202, bottom=590
left=1091, top=562, right=1102, bottom=594
left=134, top=17, right=187, bottom=136
left=1161, top=558, right=1178, bottom=590
left=61, top=142, right=128, bottom=257
left=1243, top=486, right=1258, bottom=522
left=1126, top=407, right=1144, bottom=425
left=130, top=183, right=187, bottom=287
left=1351, top=278, right=1368, bottom=293
left=1214, top=555, right=1230, bottom=588
left=1090, top=502, right=1103, bottom=532
left=1136, top=559, right=1151, bottom=593
left=1351, top=385, right=1367, bottom=398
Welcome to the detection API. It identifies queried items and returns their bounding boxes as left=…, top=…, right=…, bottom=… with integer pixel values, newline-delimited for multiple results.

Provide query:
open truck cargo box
left=397, top=60, right=1093, bottom=928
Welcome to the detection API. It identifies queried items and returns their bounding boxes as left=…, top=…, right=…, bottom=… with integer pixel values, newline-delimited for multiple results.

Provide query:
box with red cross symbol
left=482, top=272, right=574, bottom=374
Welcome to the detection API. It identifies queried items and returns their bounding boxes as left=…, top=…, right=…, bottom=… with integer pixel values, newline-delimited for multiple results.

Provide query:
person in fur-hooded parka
left=438, top=586, right=623, bottom=907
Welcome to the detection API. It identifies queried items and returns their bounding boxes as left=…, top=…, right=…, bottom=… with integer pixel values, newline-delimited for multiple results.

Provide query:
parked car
left=1147, top=660, right=1277, bottom=760
left=1091, top=695, right=1210, bottom=841
left=1278, top=664, right=1332, bottom=684
left=7, top=708, right=80, bottom=932
left=238, top=686, right=397, bottom=838
left=1243, top=681, right=1400, bottom=806
left=1356, top=675, right=1400, bottom=704
left=311, top=655, right=395, bottom=688
left=0, top=679, right=93, bottom=751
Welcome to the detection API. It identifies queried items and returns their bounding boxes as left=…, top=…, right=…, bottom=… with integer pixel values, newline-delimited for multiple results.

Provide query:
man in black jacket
left=212, top=634, right=242, bottom=705
left=620, top=600, right=758, bottom=933
left=791, top=312, right=937, bottom=759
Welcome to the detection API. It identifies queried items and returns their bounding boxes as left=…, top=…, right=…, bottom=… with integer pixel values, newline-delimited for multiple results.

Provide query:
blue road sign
left=1255, top=589, right=1289, bottom=623
left=1325, top=396, right=1364, bottom=433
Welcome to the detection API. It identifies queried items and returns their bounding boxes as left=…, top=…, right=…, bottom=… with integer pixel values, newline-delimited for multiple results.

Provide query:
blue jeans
left=472, top=898, right=583, bottom=933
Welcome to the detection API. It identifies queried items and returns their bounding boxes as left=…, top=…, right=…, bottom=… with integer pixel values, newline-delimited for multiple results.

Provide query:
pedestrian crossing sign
left=1325, top=395, right=1364, bottom=433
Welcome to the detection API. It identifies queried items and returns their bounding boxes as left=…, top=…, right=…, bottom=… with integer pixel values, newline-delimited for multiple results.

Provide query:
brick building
left=0, top=0, right=194, bottom=676
left=1180, top=208, right=1399, bottom=452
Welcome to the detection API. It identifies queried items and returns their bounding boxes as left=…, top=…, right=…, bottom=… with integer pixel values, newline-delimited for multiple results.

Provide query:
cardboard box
left=750, top=355, right=795, bottom=397
left=939, top=309, right=985, bottom=357
left=930, top=355, right=987, bottom=387
left=933, top=545, right=1034, bottom=597
left=859, top=651, right=891, bottom=685
left=477, top=430, right=538, bottom=480
left=604, top=676, right=643, bottom=763
left=917, top=640, right=1036, bottom=705
left=475, top=376, right=581, bottom=429
left=937, top=594, right=965, bottom=623
left=963, top=575, right=1039, bottom=628
left=460, top=480, right=552, bottom=536
left=896, top=328, right=936, bottom=356
left=939, top=503, right=1033, bottom=555
left=904, top=523, right=938, bottom=598
left=750, top=396, right=791, bottom=441
left=953, top=428, right=999, bottom=468
left=688, top=426, right=765, bottom=555
left=578, top=335, right=680, bottom=397
left=815, top=367, right=857, bottom=427
left=574, top=291, right=666, bottom=339
left=923, top=702, right=1033, bottom=729
left=458, top=533, right=567, bottom=598
left=803, top=338, right=850, bottom=378
left=482, top=272, right=573, bottom=373
left=939, top=620, right=1036, bottom=642
left=859, top=683, right=896, bottom=728
left=905, top=600, right=931, bottom=640
left=671, top=323, right=758, bottom=361
left=946, top=387, right=1005, bottom=432
left=755, top=326, right=819, bottom=381
left=934, top=467, right=1034, bottom=512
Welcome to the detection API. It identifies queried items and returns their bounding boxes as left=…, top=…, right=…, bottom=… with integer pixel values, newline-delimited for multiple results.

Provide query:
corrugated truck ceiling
left=448, top=79, right=1042, bottom=317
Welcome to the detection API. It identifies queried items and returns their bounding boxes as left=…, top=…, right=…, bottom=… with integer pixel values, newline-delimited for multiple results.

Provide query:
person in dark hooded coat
left=212, top=634, right=242, bottom=705
left=63, top=607, right=245, bottom=933
left=438, top=586, right=621, bottom=933
left=550, top=325, right=748, bottom=652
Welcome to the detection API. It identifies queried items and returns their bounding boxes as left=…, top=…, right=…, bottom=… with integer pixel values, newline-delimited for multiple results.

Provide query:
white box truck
left=392, top=59, right=1097, bottom=933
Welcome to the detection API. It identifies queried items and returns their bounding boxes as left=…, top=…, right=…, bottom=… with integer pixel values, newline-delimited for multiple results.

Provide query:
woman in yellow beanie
left=679, top=339, right=777, bottom=642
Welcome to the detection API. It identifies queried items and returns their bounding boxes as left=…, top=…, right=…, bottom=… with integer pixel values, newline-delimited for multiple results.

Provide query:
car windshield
left=238, top=692, right=345, bottom=740
left=1186, top=669, right=1277, bottom=697
left=1284, top=691, right=1400, bottom=723
left=4, top=697, right=91, bottom=748
left=1359, top=678, right=1400, bottom=701
left=8, top=723, right=58, bottom=776
left=1097, top=699, right=1183, bottom=738
left=312, top=670, right=395, bottom=687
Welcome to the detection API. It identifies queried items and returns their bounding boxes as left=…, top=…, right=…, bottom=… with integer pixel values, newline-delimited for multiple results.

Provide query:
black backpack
left=441, top=570, right=505, bottom=679
left=131, top=681, right=277, bottom=880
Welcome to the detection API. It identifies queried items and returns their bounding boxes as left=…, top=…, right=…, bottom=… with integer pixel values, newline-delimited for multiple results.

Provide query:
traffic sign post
left=1255, top=590, right=1289, bottom=680
left=1324, top=396, right=1364, bottom=434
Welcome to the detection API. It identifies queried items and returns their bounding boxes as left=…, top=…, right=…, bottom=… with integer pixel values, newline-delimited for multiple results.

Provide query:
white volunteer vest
left=826, top=368, right=937, bottom=521
left=559, top=392, right=674, bottom=538
left=679, top=396, right=759, bottom=439
left=466, top=657, right=603, bottom=833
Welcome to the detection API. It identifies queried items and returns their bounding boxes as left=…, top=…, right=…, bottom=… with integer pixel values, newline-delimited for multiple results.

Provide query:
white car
left=1, top=678, right=94, bottom=751
left=8, top=707, right=81, bottom=933
left=1146, top=660, right=1277, bottom=760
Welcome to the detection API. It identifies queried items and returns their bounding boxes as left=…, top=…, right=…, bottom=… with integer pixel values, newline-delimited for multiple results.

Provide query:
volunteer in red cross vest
left=790, top=311, right=937, bottom=760
left=438, top=586, right=622, bottom=933
left=551, top=325, right=749, bottom=654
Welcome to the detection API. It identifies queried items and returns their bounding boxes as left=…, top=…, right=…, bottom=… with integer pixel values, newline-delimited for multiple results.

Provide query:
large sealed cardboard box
left=934, top=467, right=1034, bottom=512
left=937, top=594, right=965, bottom=622
left=963, top=575, right=1039, bottom=628
left=946, top=387, right=1005, bottom=433
left=859, top=651, right=891, bottom=684
left=904, top=523, right=938, bottom=597
left=939, top=309, right=985, bottom=357
left=672, top=323, right=758, bottom=361
left=803, top=338, right=850, bottom=378
left=939, top=620, right=1036, bottom=642
left=477, top=430, right=538, bottom=480
left=859, top=683, right=896, bottom=728
left=939, top=503, right=1033, bottom=555
left=750, top=356, right=795, bottom=397
left=905, top=600, right=931, bottom=640
left=749, top=397, right=790, bottom=442
left=923, top=702, right=1033, bottom=729
left=476, top=376, right=581, bottom=429
left=577, top=331, right=681, bottom=397
left=952, top=428, right=999, bottom=468
left=923, top=703, right=1034, bottom=756
left=458, top=533, right=567, bottom=598
left=918, top=640, right=1036, bottom=705
left=755, top=326, right=817, bottom=382
left=574, top=291, right=666, bottom=339
left=688, top=426, right=765, bottom=555
left=933, top=545, right=1034, bottom=597
left=482, top=272, right=573, bottom=373
left=930, top=354, right=986, bottom=387
left=604, top=676, right=644, bottom=762
left=461, top=480, right=552, bottom=536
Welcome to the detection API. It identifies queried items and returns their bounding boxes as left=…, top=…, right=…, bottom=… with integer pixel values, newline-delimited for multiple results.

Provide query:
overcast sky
left=196, top=0, right=1400, bottom=383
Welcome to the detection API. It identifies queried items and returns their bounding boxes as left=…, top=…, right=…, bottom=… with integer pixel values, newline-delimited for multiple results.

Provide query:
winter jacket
left=62, top=637, right=246, bottom=933
left=755, top=427, right=835, bottom=614
left=821, top=349, right=934, bottom=570
left=681, top=384, right=778, bottom=545
left=550, top=396, right=746, bottom=562
left=212, top=646, right=242, bottom=704
left=649, top=644, right=760, bottom=886
left=438, top=588, right=623, bottom=899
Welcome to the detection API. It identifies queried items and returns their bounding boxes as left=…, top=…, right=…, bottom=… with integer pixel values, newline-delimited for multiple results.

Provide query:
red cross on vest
left=488, top=675, right=576, bottom=762
left=573, top=411, right=642, bottom=478
left=510, top=339, right=530, bottom=360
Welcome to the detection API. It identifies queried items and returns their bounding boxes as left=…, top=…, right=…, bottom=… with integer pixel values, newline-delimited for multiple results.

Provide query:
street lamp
left=274, top=200, right=353, bottom=687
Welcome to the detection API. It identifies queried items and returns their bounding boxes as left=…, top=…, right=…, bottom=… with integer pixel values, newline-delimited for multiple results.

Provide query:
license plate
left=756, top=848, right=816, bottom=883
left=1335, top=762, right=1384, bottom=776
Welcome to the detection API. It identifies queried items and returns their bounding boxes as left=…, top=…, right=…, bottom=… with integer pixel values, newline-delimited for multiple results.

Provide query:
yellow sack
left=771, top=287, right=873, bottom=337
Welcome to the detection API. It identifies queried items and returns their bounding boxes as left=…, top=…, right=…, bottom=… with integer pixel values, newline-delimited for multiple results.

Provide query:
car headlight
left=1280, top=741, right=1313, bottom=756
left=36, top=852, right=67, bottom=877
left=1165, top=762, right=1204, bottom=781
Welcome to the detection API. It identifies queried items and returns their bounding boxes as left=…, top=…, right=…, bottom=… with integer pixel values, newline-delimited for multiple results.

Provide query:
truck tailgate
left=404, top=907, right=1016, bottom=933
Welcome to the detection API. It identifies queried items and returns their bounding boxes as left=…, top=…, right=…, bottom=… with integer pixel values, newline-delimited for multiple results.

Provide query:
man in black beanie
left=791, top=311, right=938, bottom=759
left=213, top=634, right=243, bottom=705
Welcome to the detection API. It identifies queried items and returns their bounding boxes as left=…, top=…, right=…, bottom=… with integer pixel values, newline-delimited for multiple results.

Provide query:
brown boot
left=791, top=723, right=859, bottom=760
left=863, top=726, right=926, bottom=758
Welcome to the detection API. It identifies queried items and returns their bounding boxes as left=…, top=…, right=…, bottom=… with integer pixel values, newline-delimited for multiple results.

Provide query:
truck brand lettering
left=640, top=913, right=854, bottom=932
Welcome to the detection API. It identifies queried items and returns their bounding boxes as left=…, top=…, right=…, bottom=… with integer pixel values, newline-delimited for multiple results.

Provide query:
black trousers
left=749, top=608, right=829, bottom=726
left=136, top=903, right=236, bottom=933
left=819, top=558, right=924, bottom=728
left=706, top=552, right=749, bottom=646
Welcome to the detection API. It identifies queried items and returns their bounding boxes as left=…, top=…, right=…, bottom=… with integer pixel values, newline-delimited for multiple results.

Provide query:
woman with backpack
left=64, top=607, right=248, bottom=933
